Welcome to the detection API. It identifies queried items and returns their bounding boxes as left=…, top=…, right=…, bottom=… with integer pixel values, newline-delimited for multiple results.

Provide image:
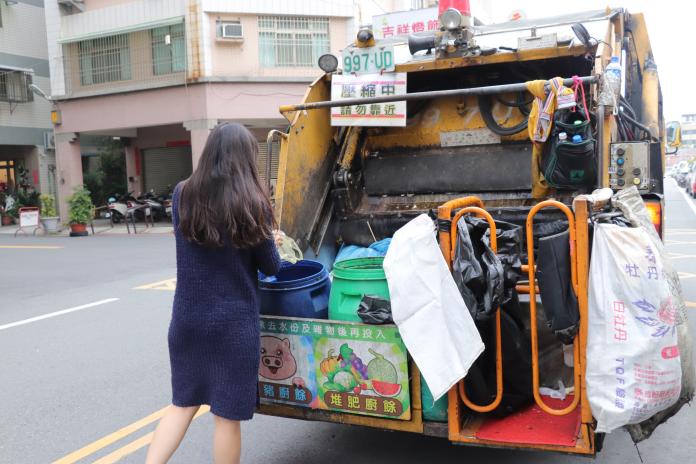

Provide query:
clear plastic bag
left=276, top=231, right=303, bottom=264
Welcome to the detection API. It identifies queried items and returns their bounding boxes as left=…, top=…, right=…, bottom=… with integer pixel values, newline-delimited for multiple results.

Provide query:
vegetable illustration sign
left=258, top=316, right=411, bottom=420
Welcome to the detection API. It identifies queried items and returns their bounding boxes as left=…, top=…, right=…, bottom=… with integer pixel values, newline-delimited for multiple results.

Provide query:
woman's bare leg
left=145, top=405, right=200, bottom=464
left=213, top=414, right=241, bottom=464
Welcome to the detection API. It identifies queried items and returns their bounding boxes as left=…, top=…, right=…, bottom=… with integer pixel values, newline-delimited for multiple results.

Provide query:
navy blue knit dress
left=168, top=183, right=281, bottom=420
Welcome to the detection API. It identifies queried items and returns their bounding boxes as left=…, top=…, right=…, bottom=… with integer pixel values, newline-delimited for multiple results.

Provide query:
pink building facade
left=45, top=0, right=353, bottom=218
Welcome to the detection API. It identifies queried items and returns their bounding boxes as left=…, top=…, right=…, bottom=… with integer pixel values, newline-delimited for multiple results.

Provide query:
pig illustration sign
left=258, top=316, right=411, bottom=420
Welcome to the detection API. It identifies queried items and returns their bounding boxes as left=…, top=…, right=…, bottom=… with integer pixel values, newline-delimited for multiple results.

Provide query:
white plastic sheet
left=587, top=224, right=682, bottom=433
left=384, top=214, right=484, bottom=401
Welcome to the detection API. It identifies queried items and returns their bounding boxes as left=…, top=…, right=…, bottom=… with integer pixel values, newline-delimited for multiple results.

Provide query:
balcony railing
left=0, top=69, right=34, bottom=103
left=60, top=31, right=186, bottom=99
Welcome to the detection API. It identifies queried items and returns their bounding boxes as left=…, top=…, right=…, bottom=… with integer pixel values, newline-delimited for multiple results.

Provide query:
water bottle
left=558, top=132, right=568, bottom=142
left=572, top=134, right=582, bottom=144
left=600, top=56, right=621, bottom=109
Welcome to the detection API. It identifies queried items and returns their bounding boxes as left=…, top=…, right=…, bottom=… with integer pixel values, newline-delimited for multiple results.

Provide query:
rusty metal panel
left=274, top=75, right=338, bottom=249
left=363, top=144, right=533, bottom=195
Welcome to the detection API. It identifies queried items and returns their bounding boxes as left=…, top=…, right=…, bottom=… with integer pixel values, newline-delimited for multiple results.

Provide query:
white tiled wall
left=0, top=76, right=52, bottom=129
left=0, top=2, right=48, bottom=60
left=201, top=0, right=353, bottom=17
left=1, top=2, right=51, bottom=131
left=59, top=0, right=187, bottom=41
left=44, top=1, right=65, bottom=97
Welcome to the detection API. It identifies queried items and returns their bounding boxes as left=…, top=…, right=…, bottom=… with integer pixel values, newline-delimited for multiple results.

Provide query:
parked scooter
left=137, top=190, right=167, bottom=222
left=121, top=192, right=152, bottom=223
left=106, top=194, right=128, bottom=223
left=158, top=185, right=175, bottom=220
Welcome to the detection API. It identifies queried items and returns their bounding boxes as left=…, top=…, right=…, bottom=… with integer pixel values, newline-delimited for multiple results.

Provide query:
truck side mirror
left=666, top=121, right=681, bottom=154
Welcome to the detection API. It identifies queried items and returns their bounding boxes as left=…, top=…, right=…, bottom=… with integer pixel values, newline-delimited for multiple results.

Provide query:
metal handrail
left=450, top=206, right=504, bottom=413
left=279, top=76, right=597, bottom=113
left=525, top=200, right=580, bottom=416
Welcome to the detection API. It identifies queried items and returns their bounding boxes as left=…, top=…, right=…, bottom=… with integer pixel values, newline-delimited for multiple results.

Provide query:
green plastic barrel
left=421, top=374, right=448, bottom=422
left=328, top=257, right=390, bottom=322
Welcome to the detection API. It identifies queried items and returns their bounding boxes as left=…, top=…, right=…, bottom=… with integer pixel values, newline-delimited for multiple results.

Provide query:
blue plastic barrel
left=258, top=260, right=331, bottom=319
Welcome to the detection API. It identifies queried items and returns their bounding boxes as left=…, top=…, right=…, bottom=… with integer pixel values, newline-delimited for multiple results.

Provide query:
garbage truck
left=256, top=3, right=693, bottom=456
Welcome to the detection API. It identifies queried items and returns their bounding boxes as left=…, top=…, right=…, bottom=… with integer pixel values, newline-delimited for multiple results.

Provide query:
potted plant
left=1, top=193, right=16, bottom=226
left=40, top=194, right=60, bottom=233
left=67, top=186, right=93, bottom=237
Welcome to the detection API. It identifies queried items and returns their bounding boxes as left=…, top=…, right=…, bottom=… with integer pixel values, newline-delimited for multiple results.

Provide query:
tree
left=84, top=137, right=127, bottom=205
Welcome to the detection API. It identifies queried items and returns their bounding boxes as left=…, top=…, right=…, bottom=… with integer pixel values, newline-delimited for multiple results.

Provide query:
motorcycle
left=137, top=190, right=167, bottom=222
left=106, top=194, right=128, bottom=224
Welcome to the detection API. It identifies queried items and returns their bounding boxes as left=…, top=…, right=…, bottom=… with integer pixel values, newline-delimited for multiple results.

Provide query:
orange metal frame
left=525, top=200, right=581, bottom=415
left=437, top=196, right=595, bottom=454
left=450, top=207, right=504, bottom=412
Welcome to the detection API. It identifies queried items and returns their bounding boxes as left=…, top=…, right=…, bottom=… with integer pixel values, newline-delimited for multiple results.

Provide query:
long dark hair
left=178, top=123, right=274, bottom=248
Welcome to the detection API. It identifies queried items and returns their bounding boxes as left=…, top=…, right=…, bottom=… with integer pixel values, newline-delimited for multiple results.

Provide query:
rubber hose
left=494, top=92, right=534, bottom=107
left=619, top=95, right=637, bottom=119
left=478, top=95, right=529, bottom=136
left=518, top=92, right=532, bottom=116
left=620, top=111, right=658, bottom=142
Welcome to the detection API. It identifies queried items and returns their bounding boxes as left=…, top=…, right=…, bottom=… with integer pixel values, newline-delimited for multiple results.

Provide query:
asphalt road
left=2, top=178, right=695, bottom=463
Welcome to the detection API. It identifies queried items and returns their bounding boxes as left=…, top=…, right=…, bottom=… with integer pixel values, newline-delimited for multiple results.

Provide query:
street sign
left=342, top=44, right=395, bottom=75
left=19, top=208, right=39, bottom=228
left=372, top=7, right=439, bottom=39
left=330, top=73, right=407, bottom=127
left=15, top=207, right=42, bottom=236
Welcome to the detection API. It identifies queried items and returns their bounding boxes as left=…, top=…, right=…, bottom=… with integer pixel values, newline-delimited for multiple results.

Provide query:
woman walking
left=146, top=123, right=281, bottom=464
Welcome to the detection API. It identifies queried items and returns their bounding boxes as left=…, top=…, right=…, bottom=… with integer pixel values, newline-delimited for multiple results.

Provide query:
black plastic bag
left=455, top=216, right=524, bottom=311
left=536, top=230, right=579, bottom=344
left=453, top=215, right=533, bottom=417
left=452, top=216, right=504, bottom=321
left=463, top=294, right=534, bottom=417
left=357, top=295, right=393, bottom=324
left=486, top=218, right=524, bottom=305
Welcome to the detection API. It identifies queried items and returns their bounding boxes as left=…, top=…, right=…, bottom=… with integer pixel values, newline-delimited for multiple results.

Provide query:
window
left=151, top=23, right=186, bottom=75
left=258, top=16, right=329, bottom=68
left=0, top=160, right=16, bottom=192
left=0, top=70, right=33, bottom=103
left=78, top=34, right=131, bottom=85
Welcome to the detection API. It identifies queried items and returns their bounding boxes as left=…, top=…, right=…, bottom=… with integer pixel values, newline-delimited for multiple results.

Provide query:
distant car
left=687, top=164, right=696, bottom=197
left=677, top=165, right=690, bottom=188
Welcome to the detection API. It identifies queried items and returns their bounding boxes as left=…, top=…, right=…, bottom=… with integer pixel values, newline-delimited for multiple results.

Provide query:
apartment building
left=45, top=0, right=353, bottom=218
left=0, top=0, right=55, bottom=197
left=680, top=114, right=696, bottom=149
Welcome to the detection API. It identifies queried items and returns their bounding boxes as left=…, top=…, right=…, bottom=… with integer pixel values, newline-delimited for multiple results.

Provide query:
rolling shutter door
left=257, top=140, right=280, bottom=188
left=142, top=147, right=193, bottom=194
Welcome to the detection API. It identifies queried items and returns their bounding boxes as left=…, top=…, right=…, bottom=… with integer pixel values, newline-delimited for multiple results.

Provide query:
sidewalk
left=0, top=219, right=173, bottom=236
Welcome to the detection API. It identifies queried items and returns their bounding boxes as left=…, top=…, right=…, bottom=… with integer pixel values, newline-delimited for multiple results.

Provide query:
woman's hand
left=273, top=230, right=284, bottom=247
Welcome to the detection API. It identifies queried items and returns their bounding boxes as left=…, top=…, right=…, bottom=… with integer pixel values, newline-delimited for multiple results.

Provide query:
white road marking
left=0, top=298, right=119, bottom=331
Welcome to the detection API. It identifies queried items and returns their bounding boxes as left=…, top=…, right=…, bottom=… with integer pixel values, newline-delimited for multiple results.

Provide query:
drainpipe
left=187, top=0, right=202, bottom=81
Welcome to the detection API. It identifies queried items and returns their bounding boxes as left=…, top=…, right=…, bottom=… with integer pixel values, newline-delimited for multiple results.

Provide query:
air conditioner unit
left=221, top=22, right=243, bottom=39
left=44, top=131, right=55, bottom=150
